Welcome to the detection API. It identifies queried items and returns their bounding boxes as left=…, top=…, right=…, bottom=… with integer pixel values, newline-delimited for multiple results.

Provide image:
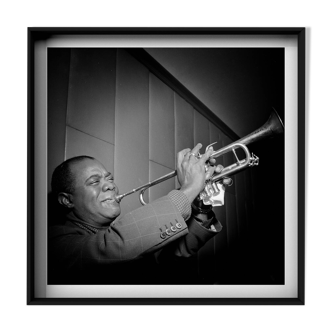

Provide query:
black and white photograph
left=46, top=46, right=285, bottom=287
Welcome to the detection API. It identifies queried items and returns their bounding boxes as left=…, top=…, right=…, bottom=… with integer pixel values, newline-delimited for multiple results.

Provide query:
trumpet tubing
left=115, top=108, right=284, bottom=205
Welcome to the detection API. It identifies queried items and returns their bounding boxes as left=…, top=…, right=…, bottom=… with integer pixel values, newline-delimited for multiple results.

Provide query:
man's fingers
left=199, top=146, right=214, bottom=164
left=208, top=158, right=216, bottom=166
left=205, top=164, right=224, bottom=180
left=223, top=177, right=233, bottom=186
left=179, top=148, right=191, bottom=156
left=205, top=165, right=216, bottom=180
left=215, top=164, right=224, bottom=173
left=190, top=143, right=202, bottom=156
left=183, top=143, right=202, bottom=162
left=178, top=144, right=217, bottom=167
left=178, top=148, right=191, bottom=162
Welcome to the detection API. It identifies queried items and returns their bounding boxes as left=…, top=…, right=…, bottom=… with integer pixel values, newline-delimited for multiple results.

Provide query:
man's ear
left=58, top=192, right=74, bottom=208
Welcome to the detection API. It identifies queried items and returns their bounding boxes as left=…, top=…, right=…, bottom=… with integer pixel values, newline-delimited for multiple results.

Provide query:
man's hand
left=177, top=143, right=215, bottom=203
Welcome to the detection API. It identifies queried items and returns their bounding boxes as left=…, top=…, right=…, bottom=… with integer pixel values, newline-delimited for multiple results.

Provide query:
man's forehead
left=72, top=159, right=110, bottom=177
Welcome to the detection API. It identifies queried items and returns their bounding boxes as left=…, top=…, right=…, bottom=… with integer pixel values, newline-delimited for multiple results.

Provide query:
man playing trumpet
left=48, top=143, right=229, bottom=284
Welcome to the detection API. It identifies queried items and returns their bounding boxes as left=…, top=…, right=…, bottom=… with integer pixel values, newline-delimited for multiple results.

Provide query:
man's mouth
left=101, top=198, right=118, bottom=207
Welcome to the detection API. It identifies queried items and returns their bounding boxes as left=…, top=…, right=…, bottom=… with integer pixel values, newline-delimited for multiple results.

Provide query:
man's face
left=69, top=159, right=121, bottom=226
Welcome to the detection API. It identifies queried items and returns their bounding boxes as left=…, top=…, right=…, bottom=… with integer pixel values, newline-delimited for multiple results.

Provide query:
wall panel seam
left=149, top=159, right=174, bottom=171
left=148, top=72, right=151, bottom=202
left=66, top=124, right=115, bottom=146
left=64, top=49, right=72, bottom=160
left=113, top=49, right=118, bottom=175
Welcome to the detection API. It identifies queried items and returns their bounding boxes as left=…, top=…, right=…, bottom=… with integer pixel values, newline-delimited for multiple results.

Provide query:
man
left=48, top=143, right=227, bottom=284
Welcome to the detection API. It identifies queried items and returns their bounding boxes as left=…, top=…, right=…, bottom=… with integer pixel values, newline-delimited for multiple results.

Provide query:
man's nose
left=102, top=181, right=115, bottom=192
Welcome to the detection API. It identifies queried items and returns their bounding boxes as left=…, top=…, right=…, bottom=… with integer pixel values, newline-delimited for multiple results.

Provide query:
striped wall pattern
left=48, top=48, right=257, bottom=283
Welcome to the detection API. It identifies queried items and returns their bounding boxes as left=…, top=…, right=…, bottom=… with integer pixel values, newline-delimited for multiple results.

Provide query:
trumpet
left=115, top=108, right=284, bottom=205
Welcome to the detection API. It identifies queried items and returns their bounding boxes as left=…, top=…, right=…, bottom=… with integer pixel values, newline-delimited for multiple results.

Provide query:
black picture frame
left=27, top=27, right=305, bottom=305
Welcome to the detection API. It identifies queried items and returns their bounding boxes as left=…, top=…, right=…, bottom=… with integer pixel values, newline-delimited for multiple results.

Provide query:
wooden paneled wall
left=48, top=48, right=258, bottom=284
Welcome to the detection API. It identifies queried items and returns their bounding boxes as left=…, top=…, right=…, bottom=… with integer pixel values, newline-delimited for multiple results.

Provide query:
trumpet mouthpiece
left=114, top=195, right=122, bottom=203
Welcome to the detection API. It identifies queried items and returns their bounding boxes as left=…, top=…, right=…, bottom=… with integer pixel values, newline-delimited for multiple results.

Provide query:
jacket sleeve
left=154, top=211, right=222, bottom=263
left=171, top=212, right=222, bottom=257
left=49, top=194, right=189, bottom=271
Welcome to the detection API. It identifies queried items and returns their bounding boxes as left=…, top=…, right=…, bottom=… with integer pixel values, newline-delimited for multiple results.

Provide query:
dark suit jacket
left=48, top=191, right=222, bottom=284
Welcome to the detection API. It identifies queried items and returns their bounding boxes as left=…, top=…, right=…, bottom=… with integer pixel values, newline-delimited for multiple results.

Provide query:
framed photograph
left=28, top=27, right=305, bottom=305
